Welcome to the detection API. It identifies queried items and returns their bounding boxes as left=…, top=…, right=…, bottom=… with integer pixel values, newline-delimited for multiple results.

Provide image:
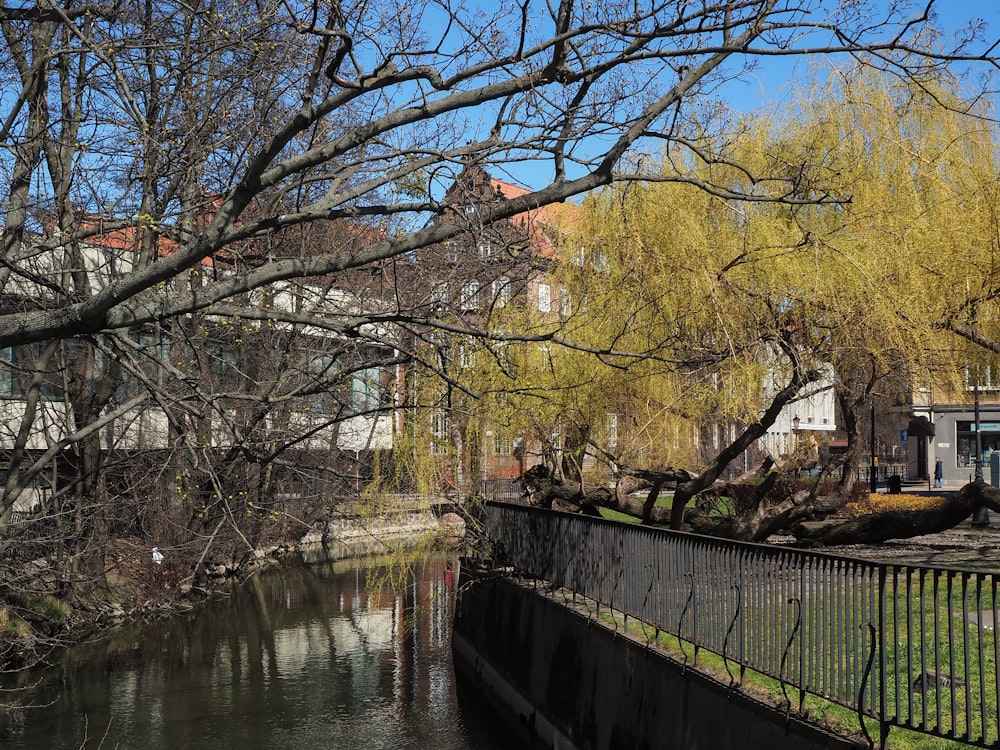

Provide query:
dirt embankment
left=2, top=509, right=467, bottom=670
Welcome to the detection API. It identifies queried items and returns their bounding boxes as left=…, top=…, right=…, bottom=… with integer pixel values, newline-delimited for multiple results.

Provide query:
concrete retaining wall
left=452, top=569, right=864, bottom=750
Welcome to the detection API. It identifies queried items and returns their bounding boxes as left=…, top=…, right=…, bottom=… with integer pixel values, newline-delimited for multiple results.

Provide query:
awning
left=907, top=416, right=936, bottom=437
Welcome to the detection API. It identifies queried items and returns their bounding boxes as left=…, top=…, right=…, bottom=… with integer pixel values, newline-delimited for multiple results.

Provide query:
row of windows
left=432, top=413, right=619, bottom=456
left=0, top=345, right=63, bottom=399
left=431, top=279, right=511, bottom=311
left=0, top=339, right=389, bottom=419
left=430, top=279, right=573, bottom=316
left=963, top=365, right=1000, bottom=392
left=306, top=359, right=385, bottom=415
left=535, top=284, right=573, bottom=316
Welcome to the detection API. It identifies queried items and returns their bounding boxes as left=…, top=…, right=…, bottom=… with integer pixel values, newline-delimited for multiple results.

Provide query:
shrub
left=845, top=493, right=948, bottom=517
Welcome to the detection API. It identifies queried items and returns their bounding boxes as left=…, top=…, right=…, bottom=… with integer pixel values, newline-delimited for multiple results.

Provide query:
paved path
left=821, top=478, right=1000, bottom=569
left=767, top=479, right=1000, bottom=570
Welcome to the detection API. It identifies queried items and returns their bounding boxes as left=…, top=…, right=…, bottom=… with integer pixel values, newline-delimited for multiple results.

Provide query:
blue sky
left=500, top=1, right=1000, bottom=191
left=724, top=1, right=1000, bottom=114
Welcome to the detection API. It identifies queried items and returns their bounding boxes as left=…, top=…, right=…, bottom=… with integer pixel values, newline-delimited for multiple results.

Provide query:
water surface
left=0, top=555, right=518, bottom=750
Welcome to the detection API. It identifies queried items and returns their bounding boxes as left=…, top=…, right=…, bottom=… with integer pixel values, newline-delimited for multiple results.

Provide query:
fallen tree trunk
left=791, top=481, right=1000, bottom=546
left=520, top=465, right=677, bottom=522
left=519, top=466, right=1000, bottom=547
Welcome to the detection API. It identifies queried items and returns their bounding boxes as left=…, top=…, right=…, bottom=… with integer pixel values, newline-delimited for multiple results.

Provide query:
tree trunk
left=521, top=465, right=1000, bottom=548
left=792, top=481, right=1000, bottom=546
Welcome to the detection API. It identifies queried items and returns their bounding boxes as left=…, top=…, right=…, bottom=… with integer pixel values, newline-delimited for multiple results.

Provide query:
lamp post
left=972, top=373, right=991, bottom=526
left=792, top=415, right=800, bottom=477
left=870, top=404, right=877, bottom=494
left=975, top=376, right=984, bottom=482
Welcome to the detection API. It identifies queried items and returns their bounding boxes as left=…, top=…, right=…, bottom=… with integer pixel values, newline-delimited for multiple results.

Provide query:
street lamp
left=972, top=372, right=991, bottom=526
left=870, top=404, right=877, bottom=493
left=792, top=415, right=801, bottom=477
left=975, top=375, right=984, bottom=482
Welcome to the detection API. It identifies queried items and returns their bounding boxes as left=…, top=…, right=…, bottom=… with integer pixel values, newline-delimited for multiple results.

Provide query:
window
left=460, top=282, right=480, bottom=311
left=607, top=413, right=618, bottom=451
left=0, top=347, right=19, bottom=397
left=135, top=328, right=168, bottom=382
left=493, top=432, right=512, bottom=456
left=0, top=344, right=64, bottom=400
left=492, top=340, right=512, bottom=369
left=431, top=410, right=449, bottom=454
left=493, top=278, right=510, bottom=308
left=306, top=355, right=340, bottom=413
left=537, top=283, right=551, bottom=313
left=560, top=290, right=572, bottom=317
left=957, top=421, right=1000, bottom=468
left=114, top=328, right=170, bottom=401
left=478, top=242, right=493, bottom=259
left=431, top=282, right=449, bottom=307
left=351, top=367, right=383, bottom=414
left=458, top=343, right=476, bottom=369
left=209, top=341, right=239, bottom=375
left=964, top=364, right=1000, bottom=392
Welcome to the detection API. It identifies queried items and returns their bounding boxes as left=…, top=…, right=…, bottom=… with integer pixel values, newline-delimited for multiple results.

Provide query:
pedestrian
left=934, top=457, right=943, bottom=488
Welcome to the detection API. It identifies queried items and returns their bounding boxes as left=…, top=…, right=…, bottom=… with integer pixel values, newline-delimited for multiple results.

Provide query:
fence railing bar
left=934, top=570, right=943, bottom=733
left=976, top=574, right=987, bottom=744
left=920, top=568, right=930, bottom=730
left=858, top=621, right=878, bottom=750
left=948, top=573, right=958, bottom=739
left=722, top=583, right=742, bottom=691
left=994, top=576, right=1000, bottom=741
left=677, top=571, right=694, bottom=669
left=780, top=596, right=802, bottom=717
left=905, top=569, right=914, bottom=726
left=878, top=567, right=888, bottom=729
left=963, top=572, right=974, bottom=742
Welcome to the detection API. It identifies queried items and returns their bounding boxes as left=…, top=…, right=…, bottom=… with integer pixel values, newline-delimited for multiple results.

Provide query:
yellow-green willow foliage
left=476, top=65, right=1000, bottom=477
left=549, top=184, right=801, bottom=473
left=457, top=175, right=798, bottom=477
left=764, top=66, right=1000, bottom=397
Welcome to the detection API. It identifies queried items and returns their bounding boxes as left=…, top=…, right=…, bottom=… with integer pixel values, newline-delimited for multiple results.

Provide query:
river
left=0, top=554, right=520, bottom=750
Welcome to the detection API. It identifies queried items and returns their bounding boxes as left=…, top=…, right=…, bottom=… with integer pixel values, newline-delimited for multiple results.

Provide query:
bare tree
left=0, top=0, right=994, bottom=637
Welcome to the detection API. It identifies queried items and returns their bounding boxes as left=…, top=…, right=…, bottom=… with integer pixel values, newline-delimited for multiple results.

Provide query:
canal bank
left=0, top=505, right=466, bottom=671
left=453, top=566, right=864, bottom=750
left=1, top=554, right=515, bottom=750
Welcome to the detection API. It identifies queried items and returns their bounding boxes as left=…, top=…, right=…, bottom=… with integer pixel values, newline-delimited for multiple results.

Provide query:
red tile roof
left=488, top=177, right=579, bottom=258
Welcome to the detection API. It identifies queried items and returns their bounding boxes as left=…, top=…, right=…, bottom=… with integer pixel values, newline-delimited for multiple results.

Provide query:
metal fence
left=479, top=478, right=523, bottom=503
left=482, top=501, right=1000, bottom=748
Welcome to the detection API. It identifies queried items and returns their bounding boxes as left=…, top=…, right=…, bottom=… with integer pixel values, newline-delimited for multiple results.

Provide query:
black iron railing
left=478, top=478, right=523, bottom=503
left=481, top=501, right=1000, bottom=748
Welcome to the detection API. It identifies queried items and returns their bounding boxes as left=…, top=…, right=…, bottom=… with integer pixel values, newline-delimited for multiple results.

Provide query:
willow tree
left=760, top=68, right=1000, bottom=499
left=763, top=67, right=1000, bottom=539
left=511, top=165, right=838, bottom=531
left=503, top=64, right=1000, bottom=541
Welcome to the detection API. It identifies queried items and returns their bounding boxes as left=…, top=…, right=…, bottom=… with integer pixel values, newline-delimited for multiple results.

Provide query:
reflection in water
left=0, top=556, right=517, bottom=750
